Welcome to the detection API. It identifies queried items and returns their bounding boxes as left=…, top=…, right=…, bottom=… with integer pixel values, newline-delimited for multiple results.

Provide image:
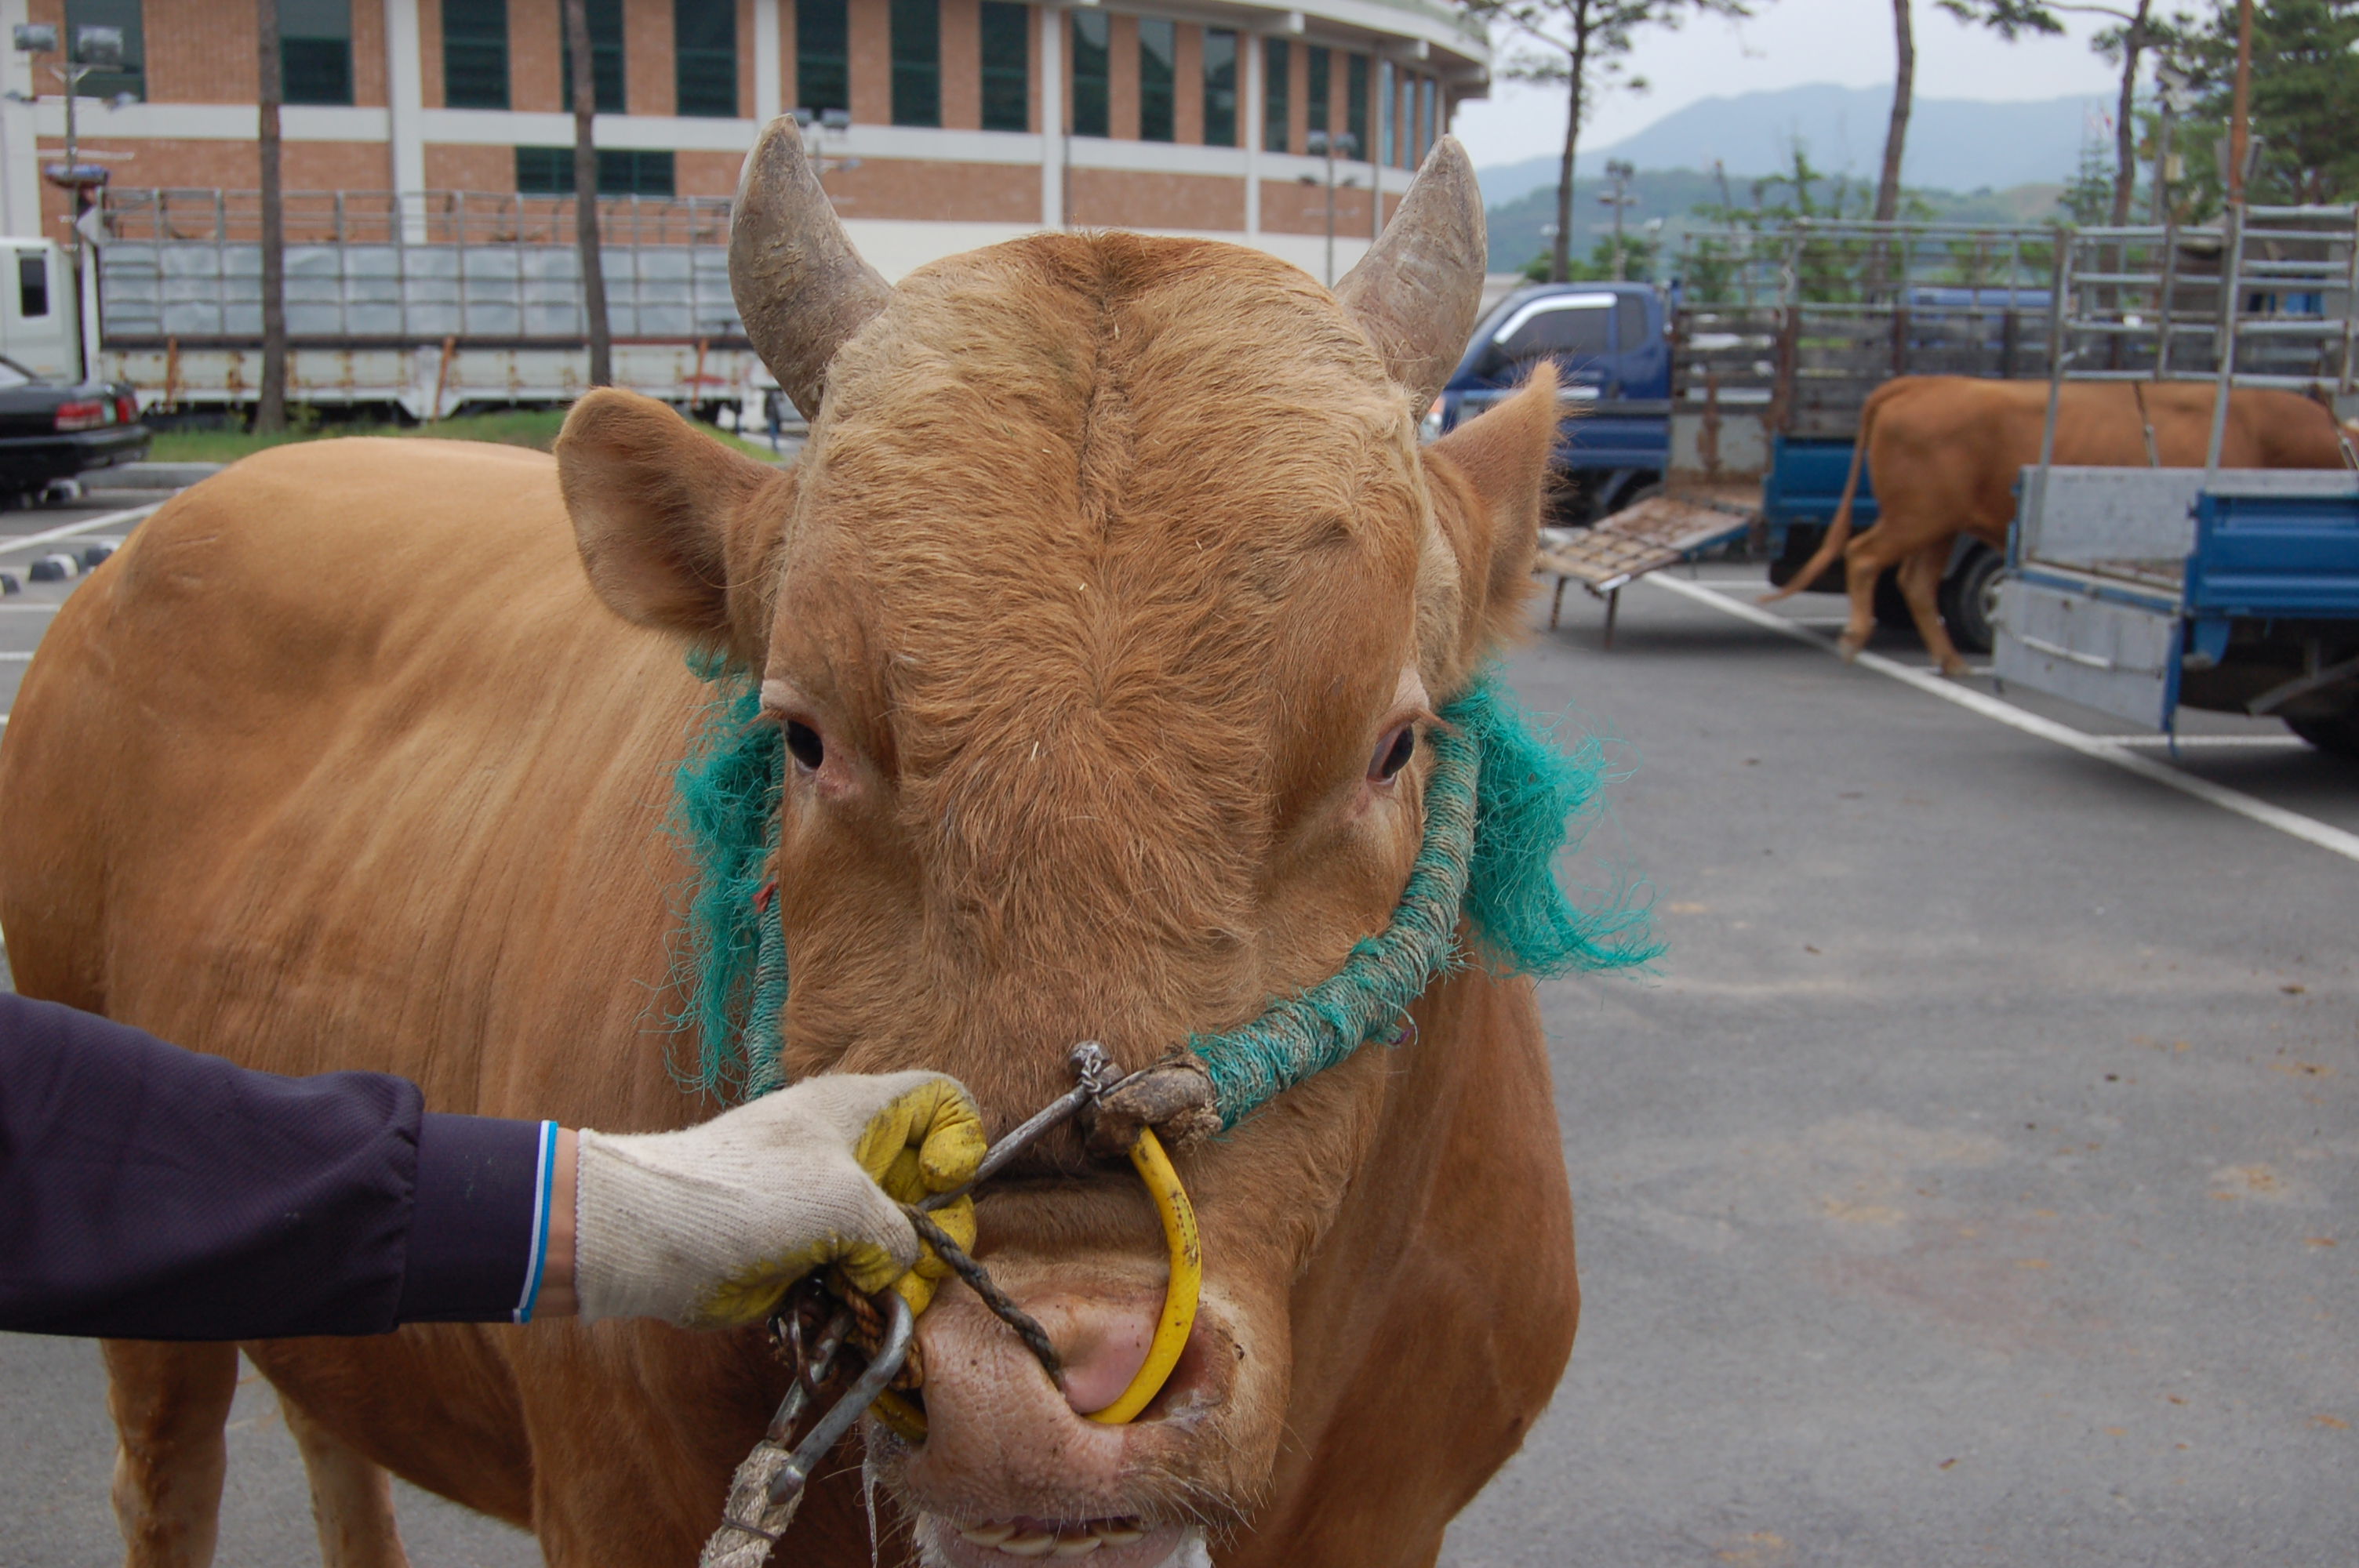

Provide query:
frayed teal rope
left=668, top=657, right=788, bottom=1101
left=667, top=665, right=1655, bottom=1118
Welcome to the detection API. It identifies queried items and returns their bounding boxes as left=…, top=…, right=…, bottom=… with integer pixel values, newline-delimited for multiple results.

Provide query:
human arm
left=0, top=993, right=980, bottom=1338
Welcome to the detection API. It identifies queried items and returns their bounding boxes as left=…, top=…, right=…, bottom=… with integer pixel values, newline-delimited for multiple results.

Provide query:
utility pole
left=2151, top=61, right=2191, bottom=224
left=1307, top=129, right=1359, bottom=287
left=564, top=0, right=612, bottom=387
left=257, top=0, right=286, bottom=432
left=1601, top=158, right=1636, bottom=281
left=2226, top=0, right=2254, bottom=206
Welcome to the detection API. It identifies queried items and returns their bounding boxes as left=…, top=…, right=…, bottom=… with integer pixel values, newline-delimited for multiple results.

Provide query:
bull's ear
left=558, top=388, right=783, bottom=644
left=1423, top=365, right=1559, bottom=662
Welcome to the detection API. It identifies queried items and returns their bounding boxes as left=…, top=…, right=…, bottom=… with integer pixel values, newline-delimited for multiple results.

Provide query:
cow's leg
left=103, top=1339, right=238, bottom=1568
left=1898, top=542, right=1972, bottom=677
left=282, top=1394, right=414, bottom=1568
left=1835, top=535, right=1889, bottom=661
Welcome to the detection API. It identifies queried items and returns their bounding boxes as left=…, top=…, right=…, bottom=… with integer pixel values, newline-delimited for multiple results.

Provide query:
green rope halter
left=666, top=665, right=1656, bottom=1121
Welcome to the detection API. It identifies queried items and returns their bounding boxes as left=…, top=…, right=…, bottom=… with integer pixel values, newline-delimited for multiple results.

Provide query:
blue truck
left=1433, top=223, right=2059, bottom=648
left=1992, top=207, right=2359, bottom=753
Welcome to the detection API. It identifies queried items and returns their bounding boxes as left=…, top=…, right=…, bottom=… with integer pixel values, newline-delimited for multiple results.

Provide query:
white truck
left=90, top=189, right=778, bottom=428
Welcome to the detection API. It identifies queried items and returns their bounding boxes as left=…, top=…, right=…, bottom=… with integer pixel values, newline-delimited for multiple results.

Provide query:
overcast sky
left=1451, top=0, right=2125, bottom=169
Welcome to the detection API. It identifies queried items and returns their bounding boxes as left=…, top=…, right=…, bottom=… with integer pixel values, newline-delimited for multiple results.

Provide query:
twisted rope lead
left=901, top=1204, right=1066, bottom=1389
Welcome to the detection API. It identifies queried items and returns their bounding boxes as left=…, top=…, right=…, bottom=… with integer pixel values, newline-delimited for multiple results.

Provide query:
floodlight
left=13, top=24, right=56, bottom=53
left=71, top=25, right=122, bottom=69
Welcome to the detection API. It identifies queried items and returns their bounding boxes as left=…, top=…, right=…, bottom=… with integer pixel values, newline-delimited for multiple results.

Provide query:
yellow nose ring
left=871, top=1124, right=1201, bottom=1439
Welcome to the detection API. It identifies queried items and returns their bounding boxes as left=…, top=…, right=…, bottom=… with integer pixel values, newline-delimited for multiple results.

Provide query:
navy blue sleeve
left=0, top=992, right=544, bottom=1339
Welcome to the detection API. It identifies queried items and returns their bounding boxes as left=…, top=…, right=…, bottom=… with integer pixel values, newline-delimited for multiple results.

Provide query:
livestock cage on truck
left=89, top=189, right=779, bottom=426
left=1994, top=205, right=2359, bottom=753
left=1533, top=219, right=2056, bottom=645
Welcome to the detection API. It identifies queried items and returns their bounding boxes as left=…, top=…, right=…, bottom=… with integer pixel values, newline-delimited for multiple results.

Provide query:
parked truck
left=1434, top=220, right=2059, bottom=648
left=89, top=188, right=774, bottom=426
left=1994, top=205, right=2359, bottom=754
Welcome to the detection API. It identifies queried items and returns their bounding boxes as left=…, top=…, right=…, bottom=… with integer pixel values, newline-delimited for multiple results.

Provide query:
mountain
left=1476, top=83, right=2113, bottom=207
left=1481, top=165, right=2068, bottom=274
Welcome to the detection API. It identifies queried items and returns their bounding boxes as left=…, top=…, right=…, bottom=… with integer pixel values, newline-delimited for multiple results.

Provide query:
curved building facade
left=5, top=0, right=1490, bottom=284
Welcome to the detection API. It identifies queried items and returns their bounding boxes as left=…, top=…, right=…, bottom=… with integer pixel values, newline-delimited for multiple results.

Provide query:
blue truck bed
left=1996, top=468, right=2359, bottom=739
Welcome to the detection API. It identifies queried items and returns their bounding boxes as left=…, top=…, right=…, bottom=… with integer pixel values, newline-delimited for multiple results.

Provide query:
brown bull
left=0, top=125, right=1583, bottom=1568
left=1762, top=376, right=2357, bottom=677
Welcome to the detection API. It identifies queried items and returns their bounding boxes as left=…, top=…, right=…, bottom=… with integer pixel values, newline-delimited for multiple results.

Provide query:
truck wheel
left=2284, top=712, right=2359, bottom=760
left=1939, top=546, right=2005, bottom=657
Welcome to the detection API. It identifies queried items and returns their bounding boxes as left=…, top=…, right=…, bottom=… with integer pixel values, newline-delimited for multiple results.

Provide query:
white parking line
left=1645, top=574, right=2359, bottom=867
left=0, top=502, right=162, bottom=560
left=2097, top=733, right=2310, bottom=749
left=0, top=652, right=30, bottom=662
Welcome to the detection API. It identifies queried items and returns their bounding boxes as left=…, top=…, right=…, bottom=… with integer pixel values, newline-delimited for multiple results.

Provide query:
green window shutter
left=675, top=0, right=737, bottom=118
left=1138, top=18, right=1173, bottom=143
left=979, top=1, right=1028, bottom=132
left=443, top=0, right=510, bottom=110
left=795, top=0, right=849, bottom=114
left=1069, top=10, right=1108, bottom=138
left=890, top=0, right=940, bottom=128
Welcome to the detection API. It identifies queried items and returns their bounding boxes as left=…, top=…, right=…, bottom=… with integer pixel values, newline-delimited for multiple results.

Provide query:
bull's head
left=557, top=119, right=1565, bottom=1566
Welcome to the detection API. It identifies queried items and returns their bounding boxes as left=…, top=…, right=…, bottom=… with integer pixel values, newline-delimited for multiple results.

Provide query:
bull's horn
left=1334, top=136, right=1488, bottom=416
left=730, top=116, right=892, bottom=420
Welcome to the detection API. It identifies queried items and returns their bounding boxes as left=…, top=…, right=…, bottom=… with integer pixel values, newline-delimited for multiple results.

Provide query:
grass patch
left=147, top=408, right=787, bottom=465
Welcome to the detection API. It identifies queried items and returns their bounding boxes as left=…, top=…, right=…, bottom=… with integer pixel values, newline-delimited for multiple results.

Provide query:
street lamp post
left=1306, top=129, right=1358, bottom=287
left=1601, top=158, right=1637, bottom=281
left=13, top=23, right=125, bottom=380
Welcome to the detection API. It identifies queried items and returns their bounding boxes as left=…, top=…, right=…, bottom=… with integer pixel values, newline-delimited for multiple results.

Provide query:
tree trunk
left=256, top=0, right=286, bottom=434
left=1552, top=5, right=1590, bottom=284
left=1873, top=0, right=1914, bottom=223
left=565, top=0, right=612, bottom=388
left=2109, top=0, right=2148, bottom=225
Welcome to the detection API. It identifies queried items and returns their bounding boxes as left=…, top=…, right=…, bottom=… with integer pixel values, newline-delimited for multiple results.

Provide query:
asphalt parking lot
left=2, top=534, right=2351, bottom=1566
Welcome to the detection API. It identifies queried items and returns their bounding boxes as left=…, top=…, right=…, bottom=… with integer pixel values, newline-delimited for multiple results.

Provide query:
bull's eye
left=1370, top=724, right=1416, bottom=782
left=784, top=720, right=825, bottom=771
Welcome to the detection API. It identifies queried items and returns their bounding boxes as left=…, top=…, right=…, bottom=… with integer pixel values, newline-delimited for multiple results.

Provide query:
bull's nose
left=903, top=1279, right=1240, bottom=1519
left=1055, top=1306, right=1156, bottom=1417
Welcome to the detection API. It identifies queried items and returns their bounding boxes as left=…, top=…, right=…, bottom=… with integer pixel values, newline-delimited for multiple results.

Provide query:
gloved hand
left=572, top=1072, right=985, bottom=1329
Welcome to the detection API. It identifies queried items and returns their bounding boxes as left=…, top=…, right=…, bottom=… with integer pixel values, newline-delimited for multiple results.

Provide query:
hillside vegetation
left=1485, top=165, right=2069, bottom=278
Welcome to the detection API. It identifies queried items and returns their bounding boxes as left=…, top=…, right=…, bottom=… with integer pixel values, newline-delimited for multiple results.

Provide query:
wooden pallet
left=1534, top=489, right=1763, bottom=645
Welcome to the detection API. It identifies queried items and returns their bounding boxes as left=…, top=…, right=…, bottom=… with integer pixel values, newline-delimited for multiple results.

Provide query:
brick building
left=0, top=0, right=1488, bottom=282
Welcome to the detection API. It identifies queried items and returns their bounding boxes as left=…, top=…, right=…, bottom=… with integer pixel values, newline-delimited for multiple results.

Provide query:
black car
left=0, top=355, right=147, bottom=502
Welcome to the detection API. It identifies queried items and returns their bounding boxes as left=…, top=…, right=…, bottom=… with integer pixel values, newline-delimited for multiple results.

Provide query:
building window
left=560, top=0, right=625, bottom=114
left=442, top=0, right=507, bottom=108
left=18, top=253, right=49, bottom=318
left=1261, top=37, right=1288, bottom=153
left=1201, top=28, right=1235, bottom=147
left=891, top=0, right=940, bottom=127
left=1306, top=45, right=1329, bottom=143
left=1138, top=18, right=1175, bottom=143
left=1344, top=53, right=1367, bottom=159
left=281, top=0, right=352, bottom=105
left=797, top=0, right=849, bottom=114
left=675, top=0, right=736, bottom=117
left=1377, top=59, right=1393, bottom=166
left=979, top=1, right=1027, bottom=132
left=63, top=0, right=144, bottom=101
left=1419, top=76, right=1437, bottom=162
left=516, top=146, right=676, bottom=196
left=1070, top=10, right=1108, bottom=138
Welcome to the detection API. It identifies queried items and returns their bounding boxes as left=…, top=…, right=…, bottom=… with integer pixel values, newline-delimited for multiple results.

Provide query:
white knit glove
left=572, top=1072, right=984, bottom=1329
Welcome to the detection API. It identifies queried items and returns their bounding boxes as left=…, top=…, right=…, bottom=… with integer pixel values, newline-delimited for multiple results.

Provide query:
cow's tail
left=1757, top=383, right=1891, bottom=604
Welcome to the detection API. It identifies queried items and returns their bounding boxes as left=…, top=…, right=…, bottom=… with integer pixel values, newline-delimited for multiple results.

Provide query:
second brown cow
left=1764, top=376, right=2357, bottom=676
